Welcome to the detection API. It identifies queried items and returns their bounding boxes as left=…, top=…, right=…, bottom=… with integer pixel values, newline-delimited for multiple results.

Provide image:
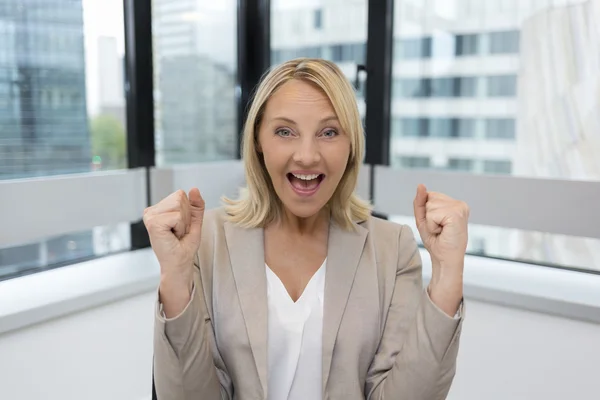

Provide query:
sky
left=82, top=0, right=125, bottom=116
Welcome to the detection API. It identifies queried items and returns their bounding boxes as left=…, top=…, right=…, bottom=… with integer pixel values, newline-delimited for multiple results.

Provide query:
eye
left=276, top=128, right=293, bottom=138
left=321, top=129, right=338, bottom=138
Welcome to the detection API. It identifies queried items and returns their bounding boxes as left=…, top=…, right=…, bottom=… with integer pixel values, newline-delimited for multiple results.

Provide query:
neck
left=276, top=206, right=330, bottom=236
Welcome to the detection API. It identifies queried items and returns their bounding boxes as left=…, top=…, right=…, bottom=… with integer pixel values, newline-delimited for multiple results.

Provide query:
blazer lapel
left=224, top=221, right=268, bottom=397
left=322, top=220, right=368, bottom=391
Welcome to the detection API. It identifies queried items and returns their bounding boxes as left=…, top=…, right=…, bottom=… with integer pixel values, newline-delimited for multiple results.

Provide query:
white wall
left=0, top=292, right=155, bottom=400
left=1, top=291, right=599, bottom=400
left=449, top=300, right=600, bottom=400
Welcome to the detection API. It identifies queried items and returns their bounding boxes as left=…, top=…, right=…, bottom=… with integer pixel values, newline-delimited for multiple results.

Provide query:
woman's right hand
left=143, top=188, right=205, bottom=317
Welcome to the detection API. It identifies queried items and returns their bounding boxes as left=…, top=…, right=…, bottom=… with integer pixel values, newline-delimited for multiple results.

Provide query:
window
left=397, top=37, right=432, bottom=59
left=396, top=78, right=427, bottom=98
left=395, top=117, right=475, bottom=138
left=487, top=75, right=517, bottom=97
left=314, top=9, right=323, bottom=29
left=484, top=160, right=512, bottom=174
left=486, top=118, right=515, bottom=139
left=398, top=118, right=428, bottom=137
left=456, top=77, right=478, bottom=97
left=391, top=0, right=600, bottom=271
left=455, top=118, right=476, bottom=138
left=396, top=76, right=478, bottom=98
left=429, top=118, right=453, bottom=137
left=330, top=44, right=343, bottom=62
left=341, top=44, right=355, bottom=62
left=152, top=0, right=237, bottom=164
left=456, top=33, right=479, bottom=56
left=397, top=156, right=431, bottom=169
left=353, top=43, right=366, bottom=64
left=271, top=0, right=367, bottom=118
left=430, top=78, right=454, bottom=97
left=489, top=30, right=520, bottom=54
left=448, top=157, right=474, bottom=171
left=0, top=0, right=129, bottom=279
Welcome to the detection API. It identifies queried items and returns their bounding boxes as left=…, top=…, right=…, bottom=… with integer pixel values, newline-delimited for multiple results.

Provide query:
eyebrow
left=270, top=116, right=339, bottom=124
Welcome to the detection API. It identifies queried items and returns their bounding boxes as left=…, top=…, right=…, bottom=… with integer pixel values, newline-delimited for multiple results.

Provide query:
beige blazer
left=153, top=208, right=463, bottom=400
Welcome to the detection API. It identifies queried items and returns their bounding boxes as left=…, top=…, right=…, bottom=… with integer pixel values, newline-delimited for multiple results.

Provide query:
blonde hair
left=223, top=58, right=372, bottom=230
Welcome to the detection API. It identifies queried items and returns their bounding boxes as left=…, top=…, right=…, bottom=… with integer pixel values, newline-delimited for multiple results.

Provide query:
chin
left=282, top=200, right=327, bottom=220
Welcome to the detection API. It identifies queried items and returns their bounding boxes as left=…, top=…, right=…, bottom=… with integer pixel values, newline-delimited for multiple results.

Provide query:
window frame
left=1, top=0, right=599, bottom=280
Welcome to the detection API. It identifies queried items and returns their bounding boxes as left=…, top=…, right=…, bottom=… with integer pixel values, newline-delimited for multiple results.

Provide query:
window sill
left=420, top=249, right=600, bottom=323
left=1, top=248, right=599, bottom=335
left=0, top=249, right=160, bottom=335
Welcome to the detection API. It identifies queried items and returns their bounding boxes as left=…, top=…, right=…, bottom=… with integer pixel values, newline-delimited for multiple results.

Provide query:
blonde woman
left=145, top=58, right=467, bottom=400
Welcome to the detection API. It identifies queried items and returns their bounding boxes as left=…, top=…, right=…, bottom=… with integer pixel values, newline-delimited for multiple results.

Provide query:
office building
left=152, top=0, right=237, bottom=165
left=0, top=0, right=91, bottom=180
left=0, top=0, right=93, bottom=273
left=514, top=0, right=600, bottom=267
left=97, top=36, right=126, bottom=127
left=271, top=0, right=596, bottom=264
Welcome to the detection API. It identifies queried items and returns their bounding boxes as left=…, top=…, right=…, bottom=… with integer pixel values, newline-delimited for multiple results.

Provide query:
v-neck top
left=265, top=259, right=326, bottom=400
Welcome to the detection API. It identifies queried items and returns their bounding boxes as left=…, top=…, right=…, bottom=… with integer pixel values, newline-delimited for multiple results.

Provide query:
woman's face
left=258, top=79, right=351, bottom=220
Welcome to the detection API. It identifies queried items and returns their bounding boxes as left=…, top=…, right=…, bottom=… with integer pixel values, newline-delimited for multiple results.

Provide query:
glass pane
left=0, top=223, right=131, bottom=279
left=390, top=0, right=600, bottom=270
left=487, top=75, right=517, bottom=97
left=270, top=0, right=368, bottom=120
left=456, top=33, right=479, bottom=56
left=486, top=118, right=515, bottom=139
left=489, top=30, right=520, bottom=54
left=0, top=0, right=130, bottom=279
left=389, top=215, right=600, bottom=272
left=0, top=0, right=127, bottom=178
left=152, top=0, right=238, bottom=165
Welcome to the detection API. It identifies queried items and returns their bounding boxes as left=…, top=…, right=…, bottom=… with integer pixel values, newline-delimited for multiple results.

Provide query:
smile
left=286, top=173, right=325, bottom=197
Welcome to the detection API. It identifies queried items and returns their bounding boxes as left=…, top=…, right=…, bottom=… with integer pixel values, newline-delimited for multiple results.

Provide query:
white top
left=266, top=260, right=326, bottom=400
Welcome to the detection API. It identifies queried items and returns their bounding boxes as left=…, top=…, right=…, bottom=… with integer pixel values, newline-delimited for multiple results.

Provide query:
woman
left=144, top=58, right=467, bottom=400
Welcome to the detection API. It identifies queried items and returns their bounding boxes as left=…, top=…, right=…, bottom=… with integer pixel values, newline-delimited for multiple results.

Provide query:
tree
left=90, top=114, right=127, bottom=170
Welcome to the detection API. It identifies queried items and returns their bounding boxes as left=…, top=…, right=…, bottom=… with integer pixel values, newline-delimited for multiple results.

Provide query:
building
left=97, top=36, right=126, bottom=128
left=270, top=0, right=596, bottom=267
left=514, top=0, right=600, bottom=268
left=0, top=0, right=93, bottom=274
left=157, top=54, right=236, bottom=164
left=152, top=0, right=237, bottom=165
left=0, top=0, right=91, bottom=180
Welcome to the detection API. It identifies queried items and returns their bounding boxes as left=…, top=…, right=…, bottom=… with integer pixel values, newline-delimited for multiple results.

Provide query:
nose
left=292, top=136, right=321, bottom=166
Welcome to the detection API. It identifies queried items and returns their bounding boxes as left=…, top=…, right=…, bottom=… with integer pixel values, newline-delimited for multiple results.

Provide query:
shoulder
left=359, top=215, right=420, bottom=263
left=198, top=207, right=230, bottom=249
left=359, top=215, right=416, bottom=243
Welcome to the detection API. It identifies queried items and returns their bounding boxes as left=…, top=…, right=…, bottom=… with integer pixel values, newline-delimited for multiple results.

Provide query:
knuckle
left=171, top=189, right=184, bottom=203
left=462, top=202, right=470, bottom=216
left=143, top=215, right=154, bottom=230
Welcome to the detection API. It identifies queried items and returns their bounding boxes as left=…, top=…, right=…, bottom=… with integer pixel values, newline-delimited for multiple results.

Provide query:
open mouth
left=286, top=173, right=325, bottom=196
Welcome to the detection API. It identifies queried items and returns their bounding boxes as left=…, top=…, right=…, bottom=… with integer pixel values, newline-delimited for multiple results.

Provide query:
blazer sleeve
left=153, top=255, right=230, bottom=400
left=365, top=225, right=464, bottom=400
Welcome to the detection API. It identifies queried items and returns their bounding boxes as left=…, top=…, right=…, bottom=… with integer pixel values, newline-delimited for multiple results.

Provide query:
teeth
left=292, top=173, right=320, bottom=180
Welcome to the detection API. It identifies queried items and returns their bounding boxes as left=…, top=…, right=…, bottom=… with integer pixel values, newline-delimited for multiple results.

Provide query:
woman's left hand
left=413, top=184, right=469, bottom=315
